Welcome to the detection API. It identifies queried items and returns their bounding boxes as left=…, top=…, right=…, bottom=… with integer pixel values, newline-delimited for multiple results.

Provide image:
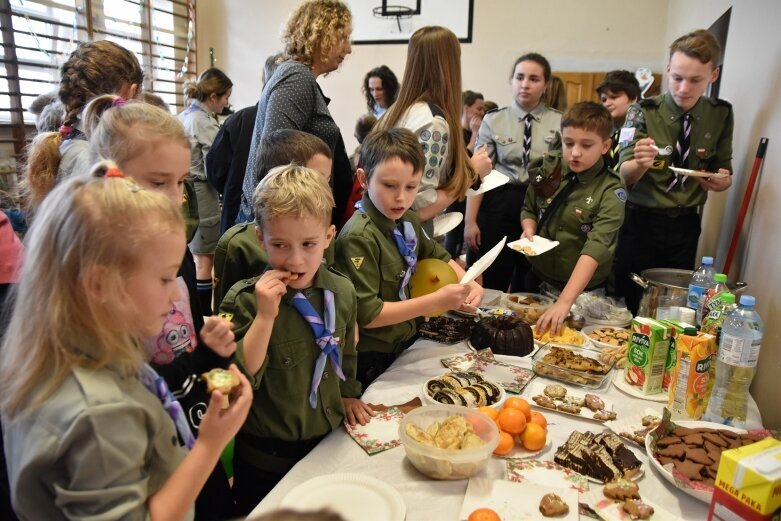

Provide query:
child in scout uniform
left=521, top=102, right=626, bottom=335
left=614, top=29, right=733, bottom=314
left=218, top=166, right=371, bottom=516
left=213, top=129, right=334, bottom=309
left=335, top=128, right=484, bottom=390
left=596, top=70, right=641, bottom=170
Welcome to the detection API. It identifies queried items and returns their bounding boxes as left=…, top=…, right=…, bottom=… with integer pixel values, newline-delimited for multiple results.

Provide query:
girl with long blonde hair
left=374, top=26, right=490, bottom=228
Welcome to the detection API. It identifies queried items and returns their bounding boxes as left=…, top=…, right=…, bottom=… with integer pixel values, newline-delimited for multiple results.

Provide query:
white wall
left=197, top=0, right=669, bottom=153
left=197, top=0, right=781, bottom=428
left=664, top=0, right=781, bottom=429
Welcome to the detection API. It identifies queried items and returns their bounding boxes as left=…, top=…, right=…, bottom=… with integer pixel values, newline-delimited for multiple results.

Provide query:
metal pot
left=630, top=268, right=747, bottom=319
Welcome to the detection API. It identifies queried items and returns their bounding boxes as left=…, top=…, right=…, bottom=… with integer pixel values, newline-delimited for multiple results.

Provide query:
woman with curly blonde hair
left=241, top=0, right=354, bottom=227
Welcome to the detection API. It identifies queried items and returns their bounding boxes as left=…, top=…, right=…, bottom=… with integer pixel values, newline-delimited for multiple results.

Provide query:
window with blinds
left=0, top=0, right=196, bottom=153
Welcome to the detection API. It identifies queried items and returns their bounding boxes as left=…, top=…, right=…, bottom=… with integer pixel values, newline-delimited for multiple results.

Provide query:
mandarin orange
left=503, top=397, right=532, bottom=421
left=493, top=430, right=514, bottom=456
left=529, top=411, right=548, bottom=430
left=496, top=407, right=526, bottom=434
left=519, top=422, right=547, bottom=451
left=478, top=406, right=499, bottom=421
left=468, top=507, right=502, bottom=521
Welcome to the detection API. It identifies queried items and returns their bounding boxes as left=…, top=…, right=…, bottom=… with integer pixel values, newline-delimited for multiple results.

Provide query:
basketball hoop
left=373, top=5, right=415, bottom=33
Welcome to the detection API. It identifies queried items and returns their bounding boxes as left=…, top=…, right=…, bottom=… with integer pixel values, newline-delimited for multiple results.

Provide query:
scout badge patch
left=350, top=257, right=364, bottom=270
left=614, top=188, right=627, bottom=202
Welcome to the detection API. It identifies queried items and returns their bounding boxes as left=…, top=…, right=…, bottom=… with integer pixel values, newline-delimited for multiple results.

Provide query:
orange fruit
left=503, top=397, right=532, bottom=421
left=478, top=406, right=499, bottom=421
left=493, top=430, right=515, bottom=456
left=468, top=507, right=502, bottom=521
left=497, top=407, right=527, bottom=434
left=519, top=422, right=547, bottom=451
left=529, top=411, right=548, bottom=430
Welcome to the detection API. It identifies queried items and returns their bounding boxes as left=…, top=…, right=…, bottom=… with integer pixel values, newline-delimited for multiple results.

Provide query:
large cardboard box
left=708, top=437, right=781, bottom=521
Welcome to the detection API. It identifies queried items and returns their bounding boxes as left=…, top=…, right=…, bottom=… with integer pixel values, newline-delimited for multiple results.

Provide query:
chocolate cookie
left=656, top=435, right=682, bottom=447
left=682, top=433, right=704, bottom=446
left=673, top=459, right=704, bottom=481
left=657, top=443, right=686, bottom=458
left=603, top=479, right=640, bottom=500
left=687, top=447, right=714, bottom=466
left=702, top=432, right=728, bottom=447
left=673, top=426, right=696, bottom=437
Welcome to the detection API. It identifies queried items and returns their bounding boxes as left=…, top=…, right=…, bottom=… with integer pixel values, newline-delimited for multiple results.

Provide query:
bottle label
left=687, top=284, right=706, bottom=309
left=719, top=334, right=761, bottom=368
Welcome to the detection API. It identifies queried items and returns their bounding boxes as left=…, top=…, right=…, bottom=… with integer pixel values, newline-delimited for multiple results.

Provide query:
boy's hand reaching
left=197, top=364, right=252, bottom=450
left=536, top=300, right=571, bottom=337
left=692, top=168, right=732, bottom=192
left=342, top=397, right=375, bottom=426
left=462, top=281, right=483, bottom=308
left=200, top=315, right=236, bottom=358
left=254, top=270, right=290, bottom=321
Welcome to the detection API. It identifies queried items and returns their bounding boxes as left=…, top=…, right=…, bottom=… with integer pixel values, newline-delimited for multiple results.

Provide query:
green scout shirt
left=477, top=101, right=562, bottom=185
left=219, top=263, right=360, bottom=443
left=617, top=92, right=733, bottom=209
left=334, top=194, right=450, bottom=354
left=213, top=222, right=336, bottom=309
left=182, top=177, right=199, bottom=243
left=522, top=155, right=626, bottom=287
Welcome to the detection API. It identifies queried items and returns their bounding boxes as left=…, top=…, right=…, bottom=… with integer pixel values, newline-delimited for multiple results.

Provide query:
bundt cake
left=470, top=315, right=534, bottom=357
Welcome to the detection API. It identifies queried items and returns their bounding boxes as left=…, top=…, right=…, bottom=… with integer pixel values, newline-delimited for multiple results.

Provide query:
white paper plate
left=279, top=473, right=405, bottom=521
left=582, top=325, right=630, bottom=351
left=527, top=380, right=617, bottom=423
left=582, top=488, right=684, bottom=521
left=612, top=371, right=668, bottom=403
left=459, top=478, right=578, bottom=521
left=432, top=211, right=463, bottom=238
left=507, top=236, right=560, bottom=256
left=466, top=169, right=510, bottom=196
left=668, top=166, right=729, bottom=178
left=645, top=421, right=745, bottom=504
left=604, top=407, right=663, bottom=447
left=461, top=236, right=506, bottom=284
left=506, top=458, right=590, bottom=493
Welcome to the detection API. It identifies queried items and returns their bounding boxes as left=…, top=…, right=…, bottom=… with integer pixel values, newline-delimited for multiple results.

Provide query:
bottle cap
left=714, top=273, right=727, bottom=282
left=722, top=293, right=736, bottom=304
left=739, top=295, right=756, bottom=307
left=702, top=256, right=714, bottom=265
left=684, top=326, right=697, bottom=335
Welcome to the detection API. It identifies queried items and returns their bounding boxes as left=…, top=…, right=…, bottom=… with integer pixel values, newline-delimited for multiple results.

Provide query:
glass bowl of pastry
left=531, top=344, right=615, bottom=389
left=399, top=404, right=499, bottom=480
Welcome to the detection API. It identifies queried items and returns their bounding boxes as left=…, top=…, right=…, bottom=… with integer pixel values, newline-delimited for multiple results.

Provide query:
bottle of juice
left=697, top=273, right=728, bottom=327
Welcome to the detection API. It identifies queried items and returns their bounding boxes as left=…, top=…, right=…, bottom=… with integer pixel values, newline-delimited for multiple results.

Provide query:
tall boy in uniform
left=335, top=128, right=484, bottom=390
left=596, top=70, right=641, bottom=170
left=521, top=102, right=626, bottom=335
left=614, top=29, right=733, bottom=314
left=218, top=166, right=373, bottom=515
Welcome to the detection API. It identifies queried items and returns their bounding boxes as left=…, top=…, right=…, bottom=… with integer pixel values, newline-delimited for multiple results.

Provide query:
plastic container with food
left=399, top=404, right=499, bottom=480
left=501, top=292, right=554, bottom=323
left=531, top=343, right=616, bottom=389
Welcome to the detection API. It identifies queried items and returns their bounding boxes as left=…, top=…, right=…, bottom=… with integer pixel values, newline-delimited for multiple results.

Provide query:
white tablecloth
left=249, top=338, right=763, bottom=520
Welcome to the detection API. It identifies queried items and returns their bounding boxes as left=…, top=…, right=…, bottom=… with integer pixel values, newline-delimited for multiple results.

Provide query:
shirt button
left=326, top=407, right=334, bottom=415
left=283, top=357, right=292, bottom=366
left=323, top=371, right=329, bottom=379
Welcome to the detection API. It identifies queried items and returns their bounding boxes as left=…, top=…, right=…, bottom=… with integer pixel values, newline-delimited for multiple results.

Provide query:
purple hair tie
left=112, top=97, right=127, bottom=108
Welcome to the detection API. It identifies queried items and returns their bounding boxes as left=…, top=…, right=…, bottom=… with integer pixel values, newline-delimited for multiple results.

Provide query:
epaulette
left=638, top=98, right=657, bottom=108
left=707, top=97, right=732, bottom=108
left=485, top=106, right=502, bottom=115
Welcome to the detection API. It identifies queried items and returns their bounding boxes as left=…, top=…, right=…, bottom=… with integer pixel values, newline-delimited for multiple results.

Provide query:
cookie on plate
left=603, top=478, right=640, bottom=500
left=539, top=493, right=569, bottom=517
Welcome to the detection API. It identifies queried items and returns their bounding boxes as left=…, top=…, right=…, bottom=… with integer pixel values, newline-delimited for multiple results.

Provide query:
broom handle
left=723, top=137, right=769, bottom=276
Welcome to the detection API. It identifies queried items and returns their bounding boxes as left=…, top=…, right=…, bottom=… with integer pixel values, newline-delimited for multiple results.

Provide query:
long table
left=249, top=336, right=763, bottom=520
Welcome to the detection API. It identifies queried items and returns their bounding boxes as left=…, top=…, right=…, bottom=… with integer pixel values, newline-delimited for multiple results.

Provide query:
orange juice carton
left=659, top=319, right=697, bottom=392
left=624, top=317, right=671, bottom=395
left=708, top=437, right=781, bottom=521
left=667, top=331, right=717, bottom=420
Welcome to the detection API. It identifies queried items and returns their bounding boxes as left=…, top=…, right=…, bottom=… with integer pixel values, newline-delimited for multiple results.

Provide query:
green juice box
left=624, top=317, right=672, bottom=395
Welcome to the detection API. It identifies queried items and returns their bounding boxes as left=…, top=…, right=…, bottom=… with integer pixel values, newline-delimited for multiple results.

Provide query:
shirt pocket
left=561, top=206, right=596, bottom=236
left=494, top=134, right=523, bottom=166
left=266, top=338, right=307, bottom=370
left=380, top=259, right=406, bottom=299
left=692, top=147, right=717, bottom=171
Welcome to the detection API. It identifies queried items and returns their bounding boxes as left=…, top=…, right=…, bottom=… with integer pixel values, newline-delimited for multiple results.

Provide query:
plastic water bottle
left=703, top=295, right=763, bottom=428
left=687, top=256, right=715, bottom=310
left=697, top=273, right=728, bottom=326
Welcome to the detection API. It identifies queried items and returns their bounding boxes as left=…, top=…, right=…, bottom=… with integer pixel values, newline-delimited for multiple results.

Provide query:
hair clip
left=112, top=97, right=127, bottom=108
left=59, top=125, right=73, bottom=137
left=105, top=167, right=125, bottom=178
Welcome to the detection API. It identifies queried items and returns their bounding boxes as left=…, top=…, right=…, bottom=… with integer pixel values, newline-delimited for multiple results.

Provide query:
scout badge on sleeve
left=635, top=67, right=654, bottom=97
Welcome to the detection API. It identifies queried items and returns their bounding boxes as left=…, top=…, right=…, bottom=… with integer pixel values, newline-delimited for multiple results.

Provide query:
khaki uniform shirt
left=617, top=92, right=733, bottom=208
left=213, top=223, right=336, bottom=309
left=522, top=157, right=626, bottom=287
left=219, top=264, right=360, bottom=444
left=334, top=194, right=450, bottom=354
left=182, top=177, right=200, bottom=243
left=477, top=101, right=562, bottom=185
left=3, top=366, right=189, bottom=520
